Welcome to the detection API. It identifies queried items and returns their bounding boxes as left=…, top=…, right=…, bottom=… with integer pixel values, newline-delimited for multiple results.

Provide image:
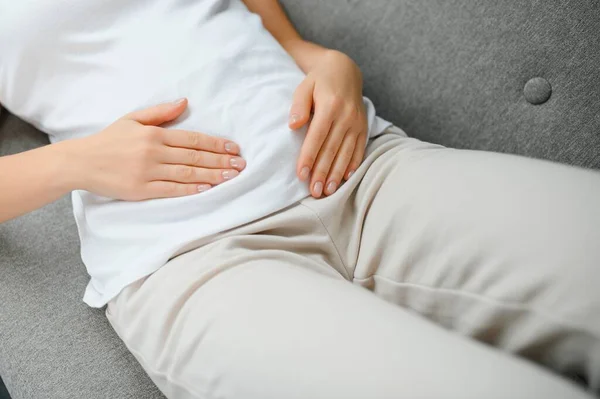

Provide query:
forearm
left=242, top=0, right=330, bottom=73
left=0, top=142, right=78, bottom=223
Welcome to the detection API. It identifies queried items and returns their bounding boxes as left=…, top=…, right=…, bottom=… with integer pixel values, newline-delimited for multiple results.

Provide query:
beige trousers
left=107, top=127, right=600, bottom=399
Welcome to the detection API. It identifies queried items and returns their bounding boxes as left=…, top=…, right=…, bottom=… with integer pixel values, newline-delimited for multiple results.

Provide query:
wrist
left=283, top=39, right=330, bottom=73
left=51, top=138, right=88, bottom=192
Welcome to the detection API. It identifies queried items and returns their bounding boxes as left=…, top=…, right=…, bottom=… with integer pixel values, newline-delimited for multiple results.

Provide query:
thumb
left=124, top=98, right=188, bottom=126
left=289, top=78, right=314, bottom=129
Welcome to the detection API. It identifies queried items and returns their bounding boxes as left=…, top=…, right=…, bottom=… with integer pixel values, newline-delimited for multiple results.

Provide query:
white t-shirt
left=0, top=0, right=392, bottom=307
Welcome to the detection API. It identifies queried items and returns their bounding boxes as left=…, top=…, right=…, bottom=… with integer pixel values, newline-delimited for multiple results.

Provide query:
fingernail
left=313, top=181, right=323, bottom=197
left=224, top=142, right=239, bottom=154
left=300, top=166, right=310, bottom=181
left=197, top=184, right=211, bottom=192
left=290, top=114, right=300, bottom=125
left=348, top=170, right=355, bottom=179
left=326, top=181, right=337, bottom=195
left=173, top=98, right=186, bottom=105
left=230, top=157, right=245, bottom=169
left=222, top=170, right=239, bottom=181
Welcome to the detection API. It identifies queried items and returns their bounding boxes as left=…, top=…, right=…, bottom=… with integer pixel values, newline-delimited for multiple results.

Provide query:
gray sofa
left=1, top=1, right=599, bottom=398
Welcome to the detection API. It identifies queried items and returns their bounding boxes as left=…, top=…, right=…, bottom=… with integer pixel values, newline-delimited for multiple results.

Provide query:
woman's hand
left=288, top=50, right=368, bottom=198
left=66, top=98, right=246, bottom=200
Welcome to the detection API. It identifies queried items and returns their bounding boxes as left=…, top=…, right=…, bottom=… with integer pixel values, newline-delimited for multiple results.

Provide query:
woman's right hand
left=66, top=98, right=245, bottom=201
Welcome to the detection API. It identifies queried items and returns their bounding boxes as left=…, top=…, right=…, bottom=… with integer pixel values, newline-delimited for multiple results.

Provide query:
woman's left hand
left=289, top=50, right=368, bottom=198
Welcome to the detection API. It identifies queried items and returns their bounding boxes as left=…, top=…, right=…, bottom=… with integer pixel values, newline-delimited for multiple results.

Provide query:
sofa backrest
left=280, top=0, right=600, bottom=169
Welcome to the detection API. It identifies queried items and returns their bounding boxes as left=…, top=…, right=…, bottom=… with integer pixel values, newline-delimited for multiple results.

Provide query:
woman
left=1, top=0, right=599, bottom=398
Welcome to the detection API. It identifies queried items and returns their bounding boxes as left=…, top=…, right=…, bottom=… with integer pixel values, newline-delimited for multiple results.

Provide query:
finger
left=345, top=130, right=368, bottom=180
left=124, top=98, right=188, bottom=126
left=156, top=164, right=240, bottom=185
left=161, top=129, right=240, bottom=155
left=296, top=109, right=333, bottom=182
left=309, top=121, right=348, bottom=198
left=161, top=147, right=246, bottom=171
left=144, top=181, right=212, bottom=199
left=289, top=78, right=315, bottom=129
left=325, top=132, right=358, bottom=196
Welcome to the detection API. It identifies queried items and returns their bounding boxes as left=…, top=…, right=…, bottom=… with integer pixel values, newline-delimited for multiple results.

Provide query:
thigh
left=310, top=130, right=600, bottom=388
left=106, top=236, right=589, bottom=399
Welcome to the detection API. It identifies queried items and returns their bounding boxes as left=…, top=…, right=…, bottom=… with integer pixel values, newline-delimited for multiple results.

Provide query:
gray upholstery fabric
left=1, top=1, right=599, bottom=398
left=281, top=0, right=600, bottom=169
